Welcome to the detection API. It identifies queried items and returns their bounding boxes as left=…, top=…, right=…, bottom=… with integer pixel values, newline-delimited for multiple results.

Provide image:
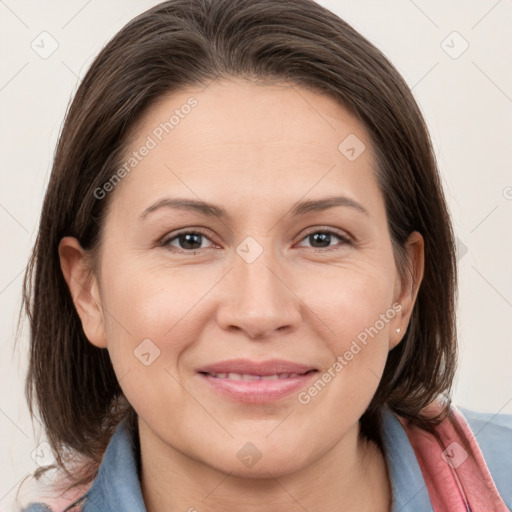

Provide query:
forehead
left=108, top=78, right=382, bottom=221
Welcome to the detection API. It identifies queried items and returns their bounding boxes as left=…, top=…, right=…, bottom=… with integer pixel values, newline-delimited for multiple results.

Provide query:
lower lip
left=198, top=372, right=317, bottom=404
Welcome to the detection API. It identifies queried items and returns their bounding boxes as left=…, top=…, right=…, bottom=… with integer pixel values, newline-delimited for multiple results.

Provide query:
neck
left=138, top=418, right=391, bottom=512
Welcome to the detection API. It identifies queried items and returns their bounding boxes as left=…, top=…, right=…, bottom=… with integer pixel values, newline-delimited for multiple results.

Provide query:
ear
left=389, top=231, right=424, bottom=350
left=58, top=236, right=108, bottom=349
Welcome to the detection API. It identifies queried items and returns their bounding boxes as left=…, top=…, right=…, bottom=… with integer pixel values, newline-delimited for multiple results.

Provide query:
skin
left=59, top=78, right=424, bottom=512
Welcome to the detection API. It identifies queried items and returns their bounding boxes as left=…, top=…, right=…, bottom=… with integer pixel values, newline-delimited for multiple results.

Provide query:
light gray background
left=1, top=1, right=511, bottom=509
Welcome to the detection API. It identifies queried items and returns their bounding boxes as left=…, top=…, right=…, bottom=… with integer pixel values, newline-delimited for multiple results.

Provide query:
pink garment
left=399, top=401, right=508, bottom=511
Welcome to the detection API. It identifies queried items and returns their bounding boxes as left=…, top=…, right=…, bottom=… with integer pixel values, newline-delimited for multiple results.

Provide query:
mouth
left=199, top=370, right=317, bottom=380
left=195, top=360, right=319, bottom=403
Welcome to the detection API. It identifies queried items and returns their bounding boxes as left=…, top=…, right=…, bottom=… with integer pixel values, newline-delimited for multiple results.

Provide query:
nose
left=215, top=245, right=302, bottom=340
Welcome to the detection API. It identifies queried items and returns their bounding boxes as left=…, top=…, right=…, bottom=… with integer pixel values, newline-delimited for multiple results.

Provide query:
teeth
left=240, top=373, right=260, bottom=381
left=207, top=372, right=304, bottom=379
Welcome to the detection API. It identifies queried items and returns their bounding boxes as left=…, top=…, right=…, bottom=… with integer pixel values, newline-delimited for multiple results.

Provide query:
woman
left=17, top=0, right=512, bottom=510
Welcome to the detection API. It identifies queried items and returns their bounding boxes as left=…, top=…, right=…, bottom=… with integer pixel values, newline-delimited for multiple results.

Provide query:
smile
left=197, top=368, right=318, bottom=404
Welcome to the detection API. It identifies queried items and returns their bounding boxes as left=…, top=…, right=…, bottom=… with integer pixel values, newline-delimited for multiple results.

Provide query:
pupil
left=180, top=233, right=202, bottom=250
left=311, top=232, right=330, bottom=248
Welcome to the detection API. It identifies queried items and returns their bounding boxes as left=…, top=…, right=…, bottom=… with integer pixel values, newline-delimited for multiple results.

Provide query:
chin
left=202, top=441, right=309, bottom=479
left=219, top=457, right=305, bottom=480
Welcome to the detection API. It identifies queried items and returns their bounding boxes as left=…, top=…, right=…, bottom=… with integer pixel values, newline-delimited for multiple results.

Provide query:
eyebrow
left=138, top=195, right=369, bottom=221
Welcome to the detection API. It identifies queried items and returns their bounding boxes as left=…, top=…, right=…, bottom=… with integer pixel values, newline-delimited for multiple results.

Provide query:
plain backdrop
left=1, top=0, right=511, bottom=509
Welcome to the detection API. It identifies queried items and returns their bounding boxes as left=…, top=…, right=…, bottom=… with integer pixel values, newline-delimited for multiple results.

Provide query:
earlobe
left=58, top=236, right=108, bottom=349
left=390, top=231, right=425, bottom=349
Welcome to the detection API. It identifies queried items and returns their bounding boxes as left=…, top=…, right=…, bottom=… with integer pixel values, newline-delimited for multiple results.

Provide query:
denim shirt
left=23, top=407, right=512, bottom=512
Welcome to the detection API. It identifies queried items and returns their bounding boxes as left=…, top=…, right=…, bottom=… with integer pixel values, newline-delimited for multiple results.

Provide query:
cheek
left=312, top=260, right=396, bottom=341
left=98, top=266, right=201, bottom=421
left=98, top=259, right=215, bottom=374
left=298, top=264, right=396, bottom=406
left=101, top=254, right=206, bottom=331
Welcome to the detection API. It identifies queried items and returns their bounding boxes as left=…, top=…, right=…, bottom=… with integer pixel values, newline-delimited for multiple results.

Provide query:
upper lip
left=197, top=359, right=317, bottom=376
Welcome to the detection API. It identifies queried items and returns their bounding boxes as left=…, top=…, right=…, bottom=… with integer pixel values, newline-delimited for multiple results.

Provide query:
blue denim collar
left=81, top=408, right=432, bottom=512
left=380, top=408, right=433, bottom=511
left=82, top=418, right=145, bottom=512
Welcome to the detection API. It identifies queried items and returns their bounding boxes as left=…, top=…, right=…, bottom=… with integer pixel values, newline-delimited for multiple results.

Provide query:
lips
left=196, top=359, right=318, bottom=404
left=196, top=358, right=317, bottom=377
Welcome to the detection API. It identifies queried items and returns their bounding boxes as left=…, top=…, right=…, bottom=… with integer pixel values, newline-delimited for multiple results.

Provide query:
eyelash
left=159, top=227, right=353, bottom=254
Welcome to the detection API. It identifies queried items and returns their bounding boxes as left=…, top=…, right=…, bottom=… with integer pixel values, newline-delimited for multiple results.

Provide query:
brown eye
left=297, top=229, right=352, bottom=249
left=161, top=230, right=214, bottom=252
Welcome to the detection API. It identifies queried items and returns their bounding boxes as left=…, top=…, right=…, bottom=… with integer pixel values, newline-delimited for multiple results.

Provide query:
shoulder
left=17, top=418, right=140, bottom=512
left=457, top=405, right=512, bottom=507
left=13, top=466, right=90, bottom=512
left=17, top=491, right=87, bottom=512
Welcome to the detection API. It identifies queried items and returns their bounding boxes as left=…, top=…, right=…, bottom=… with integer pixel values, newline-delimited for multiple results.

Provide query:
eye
left=160, top=229, right=215, bottom=252
left=160, top=227, right=352, bottom=254
left=296, top=228, right=352, bottom=249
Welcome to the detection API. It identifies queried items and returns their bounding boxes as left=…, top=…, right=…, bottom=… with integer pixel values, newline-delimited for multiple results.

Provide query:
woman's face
left=62, top=78, right=422, bottom=478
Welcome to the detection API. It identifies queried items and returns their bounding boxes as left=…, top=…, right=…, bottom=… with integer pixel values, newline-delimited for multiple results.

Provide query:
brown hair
left=20, top=0, right=457, bottom=490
